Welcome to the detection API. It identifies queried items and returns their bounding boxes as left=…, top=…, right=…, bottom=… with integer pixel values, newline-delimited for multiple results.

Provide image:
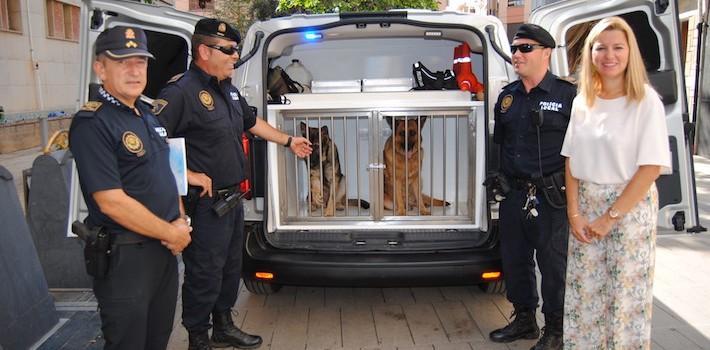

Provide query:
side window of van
left=564, top=11, right=676, bottom=104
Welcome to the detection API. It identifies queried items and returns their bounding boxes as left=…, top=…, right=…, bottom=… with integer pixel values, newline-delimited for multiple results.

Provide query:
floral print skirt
left=563, top=181, right=658, bottom=350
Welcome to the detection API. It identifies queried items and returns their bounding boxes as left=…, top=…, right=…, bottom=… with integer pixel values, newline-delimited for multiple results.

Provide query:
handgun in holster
left=182, top=186, right=201, bottom=218
left=72, top=221, right=111, bottom=279
left=212, top=189, right=250, bottom=218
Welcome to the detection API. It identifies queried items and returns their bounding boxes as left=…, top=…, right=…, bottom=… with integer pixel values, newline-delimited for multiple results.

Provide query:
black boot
left=211, top=311, right=263, bottom=349
left=530, top=313, right=563, bottom=350
left=188, top=331, right=212, bottom=350
left=489, top=308, right=540, bottom=343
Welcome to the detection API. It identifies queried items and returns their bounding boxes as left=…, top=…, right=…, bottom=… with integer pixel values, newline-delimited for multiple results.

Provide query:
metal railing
left=274, top=108, right=477, bottom=225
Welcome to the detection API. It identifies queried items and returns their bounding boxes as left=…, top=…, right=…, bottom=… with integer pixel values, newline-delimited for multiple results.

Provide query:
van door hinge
left=655, top=0, right=669, bottom=14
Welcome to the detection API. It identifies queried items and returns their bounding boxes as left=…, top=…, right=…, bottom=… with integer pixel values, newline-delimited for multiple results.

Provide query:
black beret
left=194, top=18, right=241, bottom=43
left=514, top=24, right=556, bottom=48
left=95, top=26, right=154, bottom=59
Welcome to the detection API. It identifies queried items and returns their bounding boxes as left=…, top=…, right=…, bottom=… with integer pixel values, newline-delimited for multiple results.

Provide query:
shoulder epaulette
left=152, top=99, right=168, bottom=115
left=167, top=73, right=185, bottom=84
left=501, top=80, right=518, bottom=90
left=75, top=101, right=103, bottom=118
left=557, top=76, right=577, bottom=86
left=81, top=101, right=102, bottom=112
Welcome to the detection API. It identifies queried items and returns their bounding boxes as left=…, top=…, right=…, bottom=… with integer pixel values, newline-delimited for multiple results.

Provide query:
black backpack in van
left=412, top=61, right=458, bottom=90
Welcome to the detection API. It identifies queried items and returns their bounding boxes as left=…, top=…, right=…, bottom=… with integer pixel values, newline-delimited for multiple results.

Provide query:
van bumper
left=243, top=231, right=502, bottom=287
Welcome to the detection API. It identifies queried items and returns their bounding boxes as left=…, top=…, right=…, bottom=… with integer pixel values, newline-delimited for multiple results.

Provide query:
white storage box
left=362, top=78, right=413, bottom=92
left=311, top=80, right=361, bottom=93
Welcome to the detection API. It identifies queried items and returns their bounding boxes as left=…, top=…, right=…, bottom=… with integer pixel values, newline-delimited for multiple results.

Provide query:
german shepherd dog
left=383, top=117, right=449, bottom=215
left=300, top=122, right=370, bottom=216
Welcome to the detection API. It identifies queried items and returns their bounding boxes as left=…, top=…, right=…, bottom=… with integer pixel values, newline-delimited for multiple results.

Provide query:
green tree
left=277, top=0, right=439, bottom=13
left=212, top=0, right=438, bottom=37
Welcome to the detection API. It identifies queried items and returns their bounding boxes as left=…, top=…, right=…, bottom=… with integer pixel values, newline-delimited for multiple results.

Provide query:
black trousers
left=182, top=196, right=244, bottom=333
left=93, top=240, right=178, bottom=350
left=498, top=186, right=568, bottom=316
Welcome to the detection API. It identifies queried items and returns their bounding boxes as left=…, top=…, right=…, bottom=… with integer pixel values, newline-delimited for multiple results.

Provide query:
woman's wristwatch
left=607, top=207, right=621, bottom=220
left=284, top=136, right=292, bottom=148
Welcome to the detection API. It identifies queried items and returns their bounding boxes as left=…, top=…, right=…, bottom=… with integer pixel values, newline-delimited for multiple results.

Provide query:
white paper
left=168, top=138, right=188, bottom=196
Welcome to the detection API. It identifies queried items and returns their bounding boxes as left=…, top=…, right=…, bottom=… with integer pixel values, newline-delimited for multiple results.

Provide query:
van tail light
left=255, top=272, right=274, bottom=280
left=481, top=271, right=502, bottom=280
left=240, top=132, right=253, bottom=199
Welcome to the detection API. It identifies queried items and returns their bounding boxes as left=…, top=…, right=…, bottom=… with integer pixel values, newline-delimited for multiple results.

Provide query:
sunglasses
left=206, top=44, right=240, bottom=56
left=510, top=43, right=546, bottom=54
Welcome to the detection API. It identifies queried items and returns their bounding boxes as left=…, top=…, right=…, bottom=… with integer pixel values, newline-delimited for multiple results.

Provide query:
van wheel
left=244, top=278, right=282, bottom=295
left=480, top=280, right=506, bottom=294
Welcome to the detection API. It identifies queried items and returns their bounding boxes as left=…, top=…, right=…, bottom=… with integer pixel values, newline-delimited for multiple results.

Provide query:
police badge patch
left=501, top=94, right=513, bottom=113
left=199, top=90, right=214, bottom=111
left=122, top=131, right=145, bottom=157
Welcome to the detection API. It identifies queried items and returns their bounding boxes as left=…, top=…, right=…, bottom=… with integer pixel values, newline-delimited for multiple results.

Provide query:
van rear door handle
left=367, top=163, right=386, bottom=171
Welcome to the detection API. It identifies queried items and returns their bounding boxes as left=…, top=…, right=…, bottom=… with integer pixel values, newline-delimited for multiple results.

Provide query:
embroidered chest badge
left=199, top=90, right=214, bottom=111
left=122, top=131, right=145, bottom=157
left=230, top=91, right=239, bottom=101
left=500, top=94, right=513, bottom=113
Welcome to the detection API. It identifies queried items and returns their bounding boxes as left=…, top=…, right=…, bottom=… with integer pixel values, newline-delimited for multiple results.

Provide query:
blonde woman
left=560, top=17, right=671, bottom=349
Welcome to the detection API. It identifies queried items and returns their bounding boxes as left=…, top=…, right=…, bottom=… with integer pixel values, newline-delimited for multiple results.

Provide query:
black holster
left=72, top=221, right=112, bottom=279
left=212, top=189, right=247, bottom=218
left=483, top=171, right=511, bottom=202
left=182, top=186, right=201, bottom=218
left=537, top=172, right=567, bottom=209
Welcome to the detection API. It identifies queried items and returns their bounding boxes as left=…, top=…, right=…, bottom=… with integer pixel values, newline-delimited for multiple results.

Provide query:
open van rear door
left=530, top=0, right=702, bottom=231
left=68, top=0, right=202, bottom=235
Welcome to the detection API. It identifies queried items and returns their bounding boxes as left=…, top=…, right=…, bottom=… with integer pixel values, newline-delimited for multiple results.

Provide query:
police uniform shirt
left=155, top=63, right=256, bottom=190
left=493, top=71, right=576, bottom=179
left=69, top=87, right=180, bottom=236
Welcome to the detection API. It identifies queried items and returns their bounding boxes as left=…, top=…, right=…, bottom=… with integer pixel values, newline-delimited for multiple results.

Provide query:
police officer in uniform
left=490, top=24, right=576, bottom=350
left=155, top=19, right=312, bottom=350
left=69, top=26, right=192, bottom=350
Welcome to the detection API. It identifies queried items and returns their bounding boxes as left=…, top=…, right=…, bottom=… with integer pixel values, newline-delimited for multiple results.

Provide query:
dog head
left=300, top=122, right=331, bottom=167
left=386, top=116, right=427, bottom=159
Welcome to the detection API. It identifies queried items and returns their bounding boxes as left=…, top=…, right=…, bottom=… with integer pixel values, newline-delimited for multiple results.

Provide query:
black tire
left=480, top=280, right=506, bottom=294
left=243, top=278, right=282, bottom=295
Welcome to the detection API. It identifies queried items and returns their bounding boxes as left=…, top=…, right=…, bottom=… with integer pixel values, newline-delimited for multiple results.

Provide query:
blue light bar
left=304, top=32, right=323, bottom=41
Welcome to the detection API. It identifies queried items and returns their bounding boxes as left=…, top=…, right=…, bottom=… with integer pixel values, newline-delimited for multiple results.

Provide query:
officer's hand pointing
left=290, top=136, right=313, bottom=158
left=163, top=219, right=192, bottom=255
left=187, top=170, right=213, bottom=197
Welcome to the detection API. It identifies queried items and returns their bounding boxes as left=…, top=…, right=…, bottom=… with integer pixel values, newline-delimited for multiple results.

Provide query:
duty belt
left=215, top=185, right=240, bottom=199
left=509, top=177, right=536, bottom=190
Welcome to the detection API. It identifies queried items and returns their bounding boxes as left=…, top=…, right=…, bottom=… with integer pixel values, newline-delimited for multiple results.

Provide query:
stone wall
left=0, top=116, right=72, bottom=154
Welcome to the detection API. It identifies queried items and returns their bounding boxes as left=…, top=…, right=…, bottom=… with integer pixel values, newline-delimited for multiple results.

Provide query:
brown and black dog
left=300, top=122, right=369, bottom=216
left=383, top=117, right=449, bottom=216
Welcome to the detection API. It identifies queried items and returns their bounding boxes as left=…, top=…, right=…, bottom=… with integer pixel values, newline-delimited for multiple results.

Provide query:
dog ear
left=321, top=125, right=329, bottom=136
left=300, top=122, right=308, bottom=137
left=419, top=116, right=427, bottom=128
left=385, top=116, right=393, bottom=129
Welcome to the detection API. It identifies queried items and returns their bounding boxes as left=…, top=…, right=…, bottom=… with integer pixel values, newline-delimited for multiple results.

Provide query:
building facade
left=0, top=0, right=82, bottom=122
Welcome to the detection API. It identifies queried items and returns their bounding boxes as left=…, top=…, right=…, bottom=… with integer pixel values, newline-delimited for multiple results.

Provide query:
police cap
left=95, top=26, right=154, bottom=59
left=514, top=24, right=556, bottom=48
left=194, top=18, right=241, bottom=44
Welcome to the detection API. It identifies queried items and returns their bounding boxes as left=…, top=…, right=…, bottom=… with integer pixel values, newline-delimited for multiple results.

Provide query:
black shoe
left=188, top=331, right=212, bottom=350
left=530, top=313, right=563, bottom=350
left=489, top=309, right=540, bottom=343
left=530, top=327, right=563, bottom=350
left=211, top=311, right=263, bottom=349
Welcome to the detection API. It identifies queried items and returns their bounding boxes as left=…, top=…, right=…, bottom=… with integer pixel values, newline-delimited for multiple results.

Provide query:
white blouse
left=560, top=85, right=671, bottom=184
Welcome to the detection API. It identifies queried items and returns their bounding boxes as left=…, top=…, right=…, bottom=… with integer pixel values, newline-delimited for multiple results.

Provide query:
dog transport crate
left=266, top=90, right=486, bottom=233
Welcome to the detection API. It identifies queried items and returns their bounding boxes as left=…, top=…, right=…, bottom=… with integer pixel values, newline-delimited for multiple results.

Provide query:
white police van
left=70, top=0, right=700, bottom=294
